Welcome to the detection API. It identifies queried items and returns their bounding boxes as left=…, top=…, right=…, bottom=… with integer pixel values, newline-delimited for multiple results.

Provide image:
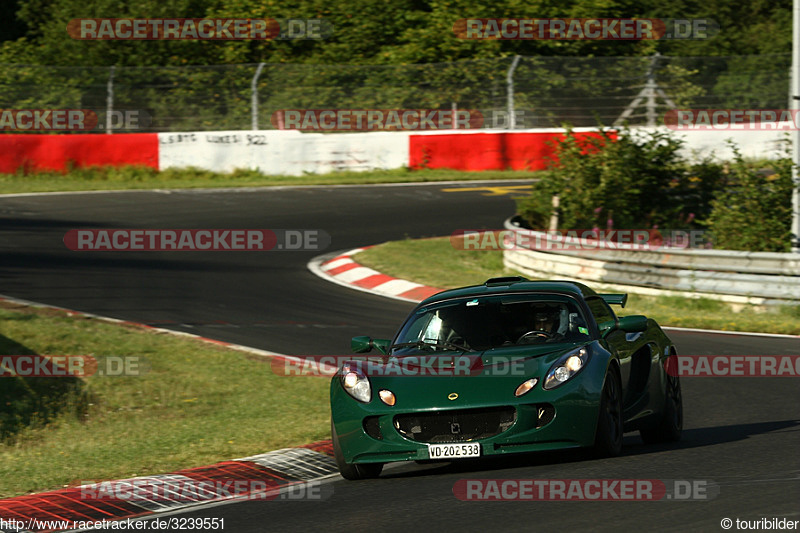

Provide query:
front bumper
left=331, top=357, right=607, bottom=464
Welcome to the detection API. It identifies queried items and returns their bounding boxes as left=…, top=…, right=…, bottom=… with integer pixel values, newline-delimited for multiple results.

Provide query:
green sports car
left=330, top=277, right=682, bottom=480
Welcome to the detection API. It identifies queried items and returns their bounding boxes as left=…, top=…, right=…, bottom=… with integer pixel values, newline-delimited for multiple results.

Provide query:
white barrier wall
left=157, top=125, right=791, bottom=176
left=157, top=130, right=411, bottom=175
left=644, top=126, right=791, bottom=160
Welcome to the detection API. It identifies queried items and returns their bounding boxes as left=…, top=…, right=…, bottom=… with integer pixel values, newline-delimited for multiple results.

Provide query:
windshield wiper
left=389, top=340, right=474, bottom=353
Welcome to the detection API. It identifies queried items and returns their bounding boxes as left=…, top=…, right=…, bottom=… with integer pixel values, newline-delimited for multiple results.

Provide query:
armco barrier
left=0, top=133, right=159, bottom=173
left=502, top=222, right=800, bottom=305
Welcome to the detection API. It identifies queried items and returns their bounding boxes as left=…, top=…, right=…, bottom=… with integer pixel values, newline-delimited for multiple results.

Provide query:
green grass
left=0, top=166, right=540, bottom=195
left=0, top=303, right=331, bottom=497
left=356, top=237, right=800, bottom=335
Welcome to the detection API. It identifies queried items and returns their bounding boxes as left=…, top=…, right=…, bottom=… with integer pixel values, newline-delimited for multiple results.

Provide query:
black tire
left=640, top=372, right=683, bottom=444
left=331, top=419, right=383, bottom=480
left=593, top=368, right=623, bottom=457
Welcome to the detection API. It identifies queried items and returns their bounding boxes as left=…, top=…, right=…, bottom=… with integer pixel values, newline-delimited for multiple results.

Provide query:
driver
left=514, top=303, right=566, bottom=343
left=533, top=310, right=559, bottom=337
left=525, top=305, right=566, bottom=341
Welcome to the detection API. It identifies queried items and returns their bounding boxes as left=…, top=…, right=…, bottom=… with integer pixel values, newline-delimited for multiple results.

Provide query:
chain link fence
left=0, top=53, right=790, bottom=132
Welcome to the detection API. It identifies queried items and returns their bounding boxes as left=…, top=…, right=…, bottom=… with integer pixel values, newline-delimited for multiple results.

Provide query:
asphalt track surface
left=1, top=183, right=798, bottom=533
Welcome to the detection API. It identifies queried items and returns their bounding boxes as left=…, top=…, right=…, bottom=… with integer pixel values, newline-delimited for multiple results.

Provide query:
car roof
left=421, top=277, right=600, bottom=305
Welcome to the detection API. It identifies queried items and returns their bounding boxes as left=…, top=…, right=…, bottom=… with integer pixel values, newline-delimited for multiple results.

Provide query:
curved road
left=1, top=183, right=798, bottom=532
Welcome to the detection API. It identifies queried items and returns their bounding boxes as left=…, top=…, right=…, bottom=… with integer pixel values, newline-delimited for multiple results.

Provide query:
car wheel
left=331, top=419, right=383, bottom=480
left=593, top=368, right=623, bottom=457
left=640, top=372, right=683, bottom=444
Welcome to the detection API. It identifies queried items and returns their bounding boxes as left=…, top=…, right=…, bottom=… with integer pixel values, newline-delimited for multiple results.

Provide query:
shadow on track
left=379, top=418, right=800, bottom=480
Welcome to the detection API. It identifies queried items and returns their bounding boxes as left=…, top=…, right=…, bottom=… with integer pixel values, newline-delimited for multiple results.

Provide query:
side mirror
left=351, top=336, right=391, bottom=355
left=618, top=315, right=648, bottom=333
left=373, top=339, right=390, bottom=355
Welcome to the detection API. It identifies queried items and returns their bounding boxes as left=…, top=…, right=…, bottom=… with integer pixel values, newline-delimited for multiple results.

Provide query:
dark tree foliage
left=0, top=0, right=790, bottom=66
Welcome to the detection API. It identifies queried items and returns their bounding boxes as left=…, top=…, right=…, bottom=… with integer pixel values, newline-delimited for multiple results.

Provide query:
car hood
left=478, top=343, right=579, bottom=366
left=353, top=343, right=588, bottom=409
left=372, top=342, right=580, bottom=378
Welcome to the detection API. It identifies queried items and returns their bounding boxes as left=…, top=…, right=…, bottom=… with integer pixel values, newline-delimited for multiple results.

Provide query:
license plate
left=427, top=442, right=481, bottom=459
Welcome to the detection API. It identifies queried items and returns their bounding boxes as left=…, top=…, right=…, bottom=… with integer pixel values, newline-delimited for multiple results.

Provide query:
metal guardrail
left=502, top=219, right=800, bottom=305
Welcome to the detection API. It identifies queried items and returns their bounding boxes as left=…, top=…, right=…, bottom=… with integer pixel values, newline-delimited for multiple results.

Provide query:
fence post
left=792, top=0, right=800, bottom=252
left=644, top=53, right=659, bottom=126
left=614, top=53, right=675, bottom=126
left=105, top=66, right=115, bottom=134
left=251, top=62, right=266, bottom=130
left=506, top=55, right=521, bottom=130
left=549, top=195, right=560, bottom=231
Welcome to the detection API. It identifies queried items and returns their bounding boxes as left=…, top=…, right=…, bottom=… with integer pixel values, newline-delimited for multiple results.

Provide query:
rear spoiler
left=600, top=294, right=628, bottom=308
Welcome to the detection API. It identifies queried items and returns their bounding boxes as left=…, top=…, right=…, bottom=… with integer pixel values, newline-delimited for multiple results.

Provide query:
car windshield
left=392, top=293, right=592, bottom=354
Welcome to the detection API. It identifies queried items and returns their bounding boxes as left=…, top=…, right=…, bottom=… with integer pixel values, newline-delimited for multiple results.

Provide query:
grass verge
left=0, top=302, right=330, bottom=498
left=0, top=166, right=540, bottom=195
left=355, top=237, right=800, bottom=335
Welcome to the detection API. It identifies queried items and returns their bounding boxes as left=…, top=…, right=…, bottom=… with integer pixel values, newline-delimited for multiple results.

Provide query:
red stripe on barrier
left=0, top=133, right=159, bottom=173
left=325, top=262, right=360, bottom=276
left=301, top=440, right=334, bottom=457
left=408, top=131, right=609, bottom=171
left=322, top=255, right=351, bottom=266
left=398, top=286, right=441, bottom=301
left=0, top=455, right=329, bottom=531
left=20, top=494, right=95, bottom=522
left=177, top=460, right=295, bottom=484
left=0, top=487, right=150, bottom=532
left=351, top=274, right=394, bottom=289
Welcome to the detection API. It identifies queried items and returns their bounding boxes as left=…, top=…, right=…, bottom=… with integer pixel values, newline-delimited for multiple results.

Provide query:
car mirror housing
left=351, top=336, right=373, bottom=353
left=350, top=336, right=390, bottom=354
left=373, top=339, right=390, bottom=354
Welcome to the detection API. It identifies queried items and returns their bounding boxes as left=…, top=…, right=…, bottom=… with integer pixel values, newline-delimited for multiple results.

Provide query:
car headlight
left=543, top=347, right=589, bottom=390
left=340, top=362, right=371, bottom=402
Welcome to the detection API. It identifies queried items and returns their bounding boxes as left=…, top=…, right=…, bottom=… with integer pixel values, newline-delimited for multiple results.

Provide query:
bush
left=704, top=142, right=795, bottom=252
left=516, top=127, right=723, bottom=232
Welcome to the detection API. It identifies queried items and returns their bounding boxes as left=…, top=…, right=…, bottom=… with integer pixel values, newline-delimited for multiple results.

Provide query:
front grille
left=363, top=416, right=383, bottom=440
left=534, top=404, right=555, bottom=428
left=393, top=406, right=517, bottom=443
